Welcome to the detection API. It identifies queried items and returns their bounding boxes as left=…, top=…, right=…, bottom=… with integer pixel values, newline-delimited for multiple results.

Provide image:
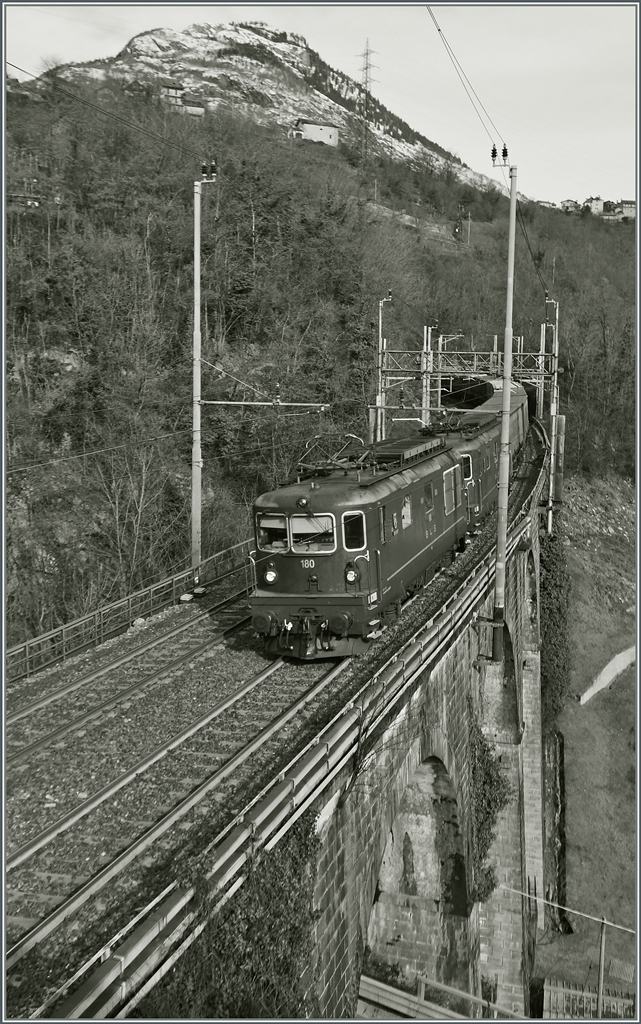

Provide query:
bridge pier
left=309, top=538, right=544, bottom=1018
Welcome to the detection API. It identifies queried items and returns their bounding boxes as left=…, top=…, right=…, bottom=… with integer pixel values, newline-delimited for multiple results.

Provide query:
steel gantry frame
left=369, top=324, right=559, bottom=442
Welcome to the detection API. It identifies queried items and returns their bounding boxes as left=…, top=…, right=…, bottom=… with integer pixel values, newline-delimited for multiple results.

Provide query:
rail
left=44, top=461, right=547, bottom=1018
left=6, top=539, right=254, bottom=683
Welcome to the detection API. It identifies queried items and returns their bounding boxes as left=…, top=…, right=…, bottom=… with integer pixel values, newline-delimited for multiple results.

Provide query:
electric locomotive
left=249, top=378, right=528, bottom=659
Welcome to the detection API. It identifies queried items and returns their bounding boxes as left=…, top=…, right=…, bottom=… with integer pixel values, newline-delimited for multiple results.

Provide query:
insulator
left=209, top=160, right=217, bottom=178
left=491, top=145, right=497, bottom=161
left=201, top=162, right=208, bottom=178
left=502, top=144, right=508, bottom=161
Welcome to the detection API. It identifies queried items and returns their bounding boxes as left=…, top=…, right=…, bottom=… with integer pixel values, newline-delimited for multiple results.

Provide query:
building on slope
left=288, top=118, right=339, bottom=146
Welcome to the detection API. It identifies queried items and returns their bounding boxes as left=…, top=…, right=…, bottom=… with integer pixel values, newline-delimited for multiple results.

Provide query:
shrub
left=467, top=695, right=512, bottom=901
left=540, top=517, right=572, bottom=727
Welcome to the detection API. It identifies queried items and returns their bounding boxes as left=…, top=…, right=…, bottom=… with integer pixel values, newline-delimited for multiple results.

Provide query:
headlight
left=345, top=564, right=360, bottom=584
left=264, top=569, right=278, bottom=584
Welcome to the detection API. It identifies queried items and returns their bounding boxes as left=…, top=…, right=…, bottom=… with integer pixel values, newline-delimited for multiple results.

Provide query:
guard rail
left=6, top=539, right=253, bottom=683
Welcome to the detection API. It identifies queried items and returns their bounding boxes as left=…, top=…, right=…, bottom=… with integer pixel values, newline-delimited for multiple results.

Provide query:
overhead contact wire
left=425, top=10, right=549, bottom=295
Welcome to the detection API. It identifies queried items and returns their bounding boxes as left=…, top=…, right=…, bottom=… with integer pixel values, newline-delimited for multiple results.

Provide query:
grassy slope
left=534, top=474, right=636, bottom=991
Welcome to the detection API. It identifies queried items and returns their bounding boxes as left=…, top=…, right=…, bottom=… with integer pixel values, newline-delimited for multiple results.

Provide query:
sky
left=3, top=3, right=638, bottom=205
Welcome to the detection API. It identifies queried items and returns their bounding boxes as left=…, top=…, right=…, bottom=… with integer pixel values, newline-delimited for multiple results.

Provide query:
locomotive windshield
left=291, top=514, right=336, bottom=553
left=256, top=513, right=289, bottom=551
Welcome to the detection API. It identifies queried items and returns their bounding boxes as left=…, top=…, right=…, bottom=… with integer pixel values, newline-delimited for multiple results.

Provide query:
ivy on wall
left=130, top=812, right=321, bottom=1019
left=539, top=516, right=572, bottom=728
left=466, top=695, right=513, bottom=902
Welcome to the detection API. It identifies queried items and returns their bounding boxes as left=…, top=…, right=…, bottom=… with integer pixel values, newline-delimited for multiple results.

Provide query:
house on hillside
left=181, top=94, right=205, bottom=117
left=95, top=84, right=118, bottom=103
left=159, top=78, right=184, bottom=107
left=123, top=80, right=152, bottom=101
left=560, top=199, right=580, bottom=212
left=583, top=196, right=604, bottom=214
left=620, top=199, right=636, bottom=219
left=288, top=119, right=339, bottom=147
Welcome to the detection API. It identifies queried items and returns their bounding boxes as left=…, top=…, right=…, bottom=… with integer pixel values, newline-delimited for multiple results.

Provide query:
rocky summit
left=24, top=19, right=497, bottom=192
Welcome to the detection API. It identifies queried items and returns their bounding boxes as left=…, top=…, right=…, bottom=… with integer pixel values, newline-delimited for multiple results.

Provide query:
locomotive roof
left=254, top=377, right=527, bottom=512
left=254, top=438, right=461, bottom=512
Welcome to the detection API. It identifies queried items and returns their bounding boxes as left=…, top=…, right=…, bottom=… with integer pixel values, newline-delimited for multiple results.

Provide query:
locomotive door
left=461, top=454, right=476, bottom=526
left=342, top=510, right=373, bottom=596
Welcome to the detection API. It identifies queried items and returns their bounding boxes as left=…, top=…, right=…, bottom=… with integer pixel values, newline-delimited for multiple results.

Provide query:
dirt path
left=580, top=645, right=636, bottom=704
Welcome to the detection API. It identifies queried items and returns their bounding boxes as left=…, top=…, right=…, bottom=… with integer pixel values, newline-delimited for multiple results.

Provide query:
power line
left=425, top=6, right=502, bottom=147
left=499, top=886, right=636, bottom=934
left=516, top=202, right=549, bottom=293
left=6, top=60, right=204, bottom=163
left=424, top=13, right=550, bottom=296
left=6, top=429, right=191, bottom=474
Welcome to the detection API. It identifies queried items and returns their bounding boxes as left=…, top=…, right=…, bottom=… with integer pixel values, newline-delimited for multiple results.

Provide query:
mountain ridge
left=24, top=20, right=503, bottom=196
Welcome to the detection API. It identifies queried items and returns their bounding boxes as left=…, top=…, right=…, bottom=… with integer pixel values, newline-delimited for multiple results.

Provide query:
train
left=249, top=377, right=529, bottom=659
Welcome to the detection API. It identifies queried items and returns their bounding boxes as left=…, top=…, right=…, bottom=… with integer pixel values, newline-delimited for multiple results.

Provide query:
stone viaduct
left=44, top=468, right=548, bottom=1020
left=309, top=514, right=544, bottom=1018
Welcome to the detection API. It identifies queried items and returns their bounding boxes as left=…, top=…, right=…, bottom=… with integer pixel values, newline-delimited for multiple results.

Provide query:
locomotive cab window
left=256, top=513, right=289, bottom=551
left=291, top=514, right=336, bottom=553
left=342, top=511, right=366, bottom=551
left=461, top=454, right=473, bottom=481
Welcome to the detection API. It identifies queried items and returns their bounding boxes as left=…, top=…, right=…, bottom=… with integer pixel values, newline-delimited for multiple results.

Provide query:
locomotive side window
left=461, top=454, right=473, bottom=481
left=402, top=494, right=412, bottom=528
left=443, top=467, right=462, bottom=515
left=424, top=482, right=434, bottom=513
left=342, top=511, right=366, bottom=551
left=291, top=514, right=336, bottom=553
left=378, top=506, right=386, bottom=544
left=257, top=513, right=289, bottom=551
left=493, top=442, right=499, bottom=465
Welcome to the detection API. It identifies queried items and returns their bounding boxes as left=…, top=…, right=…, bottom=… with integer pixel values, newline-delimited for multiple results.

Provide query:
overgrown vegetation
left=466, top=695, right=513, bottom=901
left=131, top=813, right=321, bottom=1019
left=5, top=79, right=634, bottom=644
left=540, top=517, right=573, bottom=728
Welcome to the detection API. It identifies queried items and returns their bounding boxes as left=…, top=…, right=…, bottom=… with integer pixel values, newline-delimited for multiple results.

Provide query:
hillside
left=535, top=475, right=636, bottom=996
left=11, top=20, right=495, bottom=189
left=5, top=25, right=635, bottom=647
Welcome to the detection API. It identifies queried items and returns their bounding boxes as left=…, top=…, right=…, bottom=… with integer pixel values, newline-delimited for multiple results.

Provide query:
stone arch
left=366, top=756, right=471, bottom=992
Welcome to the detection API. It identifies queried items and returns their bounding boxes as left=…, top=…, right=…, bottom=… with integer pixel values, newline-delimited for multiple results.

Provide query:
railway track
left=5, top=427, right=548, bottom=1017
left=6, top=589, right=250, bottom=769
left=5, top=638, right=354, bottom=1015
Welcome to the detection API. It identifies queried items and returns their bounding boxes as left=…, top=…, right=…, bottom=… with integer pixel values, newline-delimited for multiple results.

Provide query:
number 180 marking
left=301, top=558, right=315, bottom=569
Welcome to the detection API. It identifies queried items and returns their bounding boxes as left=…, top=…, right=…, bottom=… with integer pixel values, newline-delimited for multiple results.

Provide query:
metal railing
left=358, top=974, right=526, bottom=1019
left=6, top=539, right=254, bottom=683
